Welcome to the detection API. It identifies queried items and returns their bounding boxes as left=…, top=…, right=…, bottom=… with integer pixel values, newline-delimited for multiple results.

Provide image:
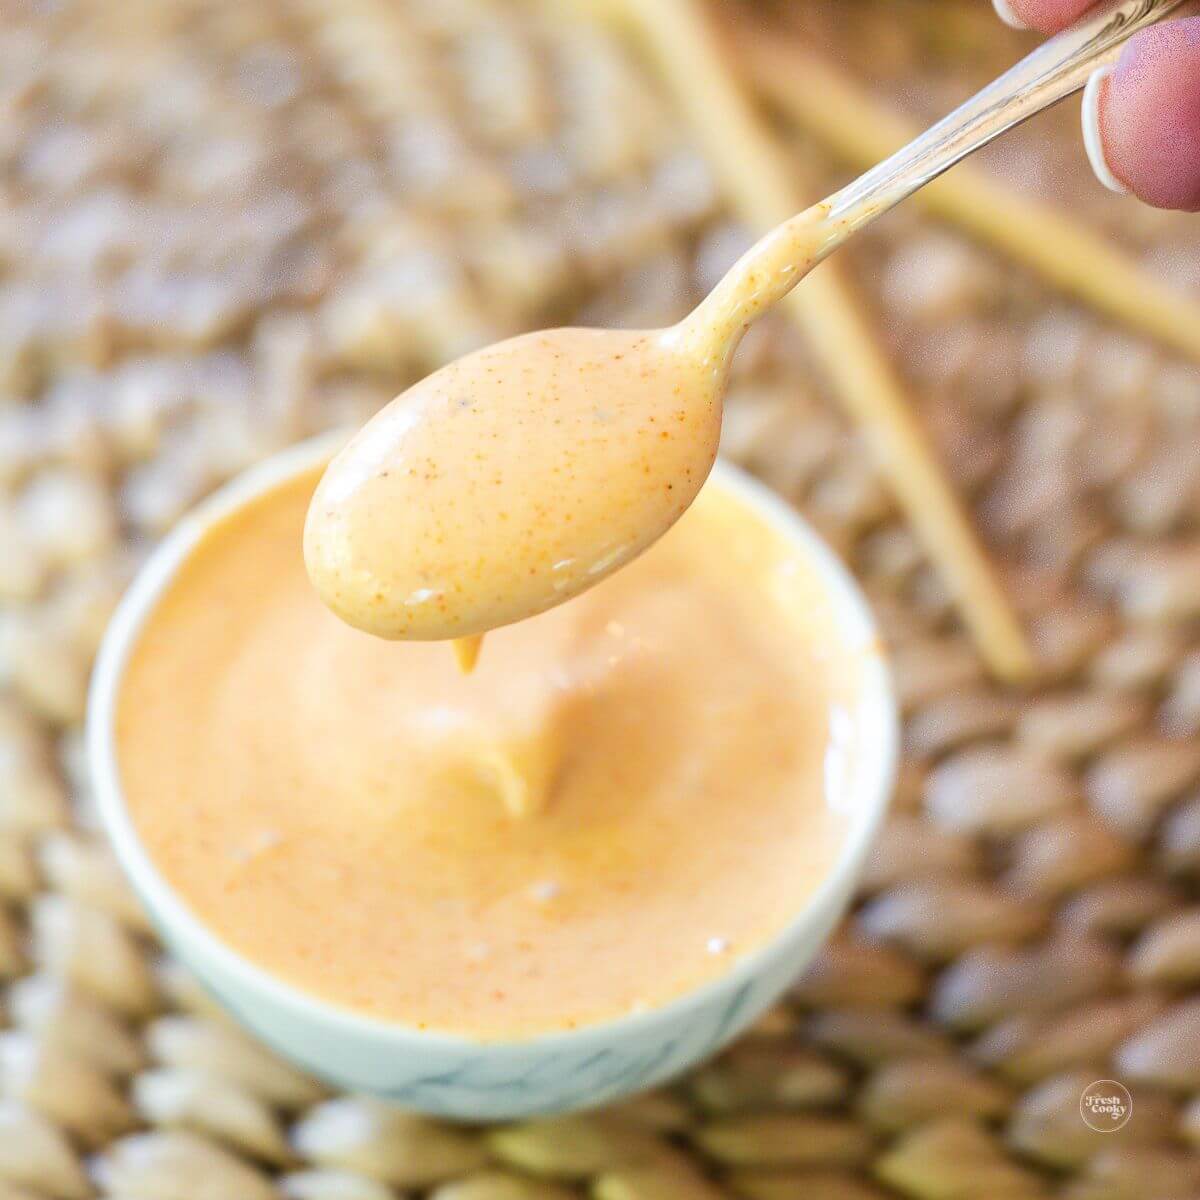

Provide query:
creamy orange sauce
left=304, top=205, right=843, bottom=644
left=304, top=326, right=725, bottom=641
left=117, top=465, right=864, bottom=1037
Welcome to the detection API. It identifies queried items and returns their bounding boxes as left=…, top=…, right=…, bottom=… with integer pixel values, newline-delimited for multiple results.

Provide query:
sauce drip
left=452, top=634, right=484, bottom=673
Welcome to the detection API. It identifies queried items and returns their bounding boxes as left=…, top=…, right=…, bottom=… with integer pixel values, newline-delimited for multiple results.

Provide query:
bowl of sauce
left=89, top=430, right=896, bottom=1119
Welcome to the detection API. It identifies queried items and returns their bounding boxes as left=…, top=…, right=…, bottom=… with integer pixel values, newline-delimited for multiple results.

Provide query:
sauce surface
left=118, top=464, right=865, bottom=1037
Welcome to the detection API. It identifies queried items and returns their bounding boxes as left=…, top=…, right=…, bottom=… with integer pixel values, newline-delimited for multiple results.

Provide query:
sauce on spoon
left=303, top=205, right=844, bottom=646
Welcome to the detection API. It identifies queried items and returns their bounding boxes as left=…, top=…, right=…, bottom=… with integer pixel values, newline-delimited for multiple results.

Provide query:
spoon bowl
left=305, top=324, right=726, bottom=640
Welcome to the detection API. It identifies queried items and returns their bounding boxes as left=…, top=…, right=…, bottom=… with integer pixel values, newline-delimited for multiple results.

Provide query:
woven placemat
left=2, top=1, right=1199, bottom=1197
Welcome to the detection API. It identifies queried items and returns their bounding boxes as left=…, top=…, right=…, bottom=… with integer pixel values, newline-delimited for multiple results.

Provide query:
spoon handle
left=824, top=0, right=1185, bottom=235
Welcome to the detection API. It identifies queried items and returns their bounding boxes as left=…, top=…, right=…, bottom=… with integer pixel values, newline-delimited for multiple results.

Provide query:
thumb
left=1083, top=19, right=1200, bottom=211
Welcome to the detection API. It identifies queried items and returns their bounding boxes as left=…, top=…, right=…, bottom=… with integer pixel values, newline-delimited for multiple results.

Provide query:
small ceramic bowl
left=89, top=431, right=897, bottom=1121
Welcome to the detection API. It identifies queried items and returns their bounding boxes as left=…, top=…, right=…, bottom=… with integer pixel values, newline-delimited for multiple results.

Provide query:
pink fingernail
left=1082, top=67, right=1132, bottom=195
left=992, top=0, right=1028, bottom=30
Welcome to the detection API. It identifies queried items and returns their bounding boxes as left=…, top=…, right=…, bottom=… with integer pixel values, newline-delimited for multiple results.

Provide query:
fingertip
left=992, top=0, right=1094, bottom=34
left=1100, top=20, right=1200, bottom=212
left=992, top=0, right=1028, bottom=30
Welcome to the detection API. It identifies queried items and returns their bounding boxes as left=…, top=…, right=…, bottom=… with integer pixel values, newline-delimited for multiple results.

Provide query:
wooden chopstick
left=573, top=0, right=1035, bottom=683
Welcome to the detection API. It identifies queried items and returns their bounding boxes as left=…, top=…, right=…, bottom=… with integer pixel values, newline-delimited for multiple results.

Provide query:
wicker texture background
left=1, top=0, right=1200, bottom=1197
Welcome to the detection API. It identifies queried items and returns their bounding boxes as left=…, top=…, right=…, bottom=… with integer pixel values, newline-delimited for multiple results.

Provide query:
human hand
left=994, top=0, right=1200, bottom=210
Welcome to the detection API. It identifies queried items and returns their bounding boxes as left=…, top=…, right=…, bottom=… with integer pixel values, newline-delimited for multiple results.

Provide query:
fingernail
left=1082, top=67, right=1132, bottom=195
left=992, top=0, right=1028, bottom=29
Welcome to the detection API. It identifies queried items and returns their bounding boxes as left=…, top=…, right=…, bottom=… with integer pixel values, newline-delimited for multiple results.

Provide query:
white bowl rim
left=88, top=429, right=898, bottom=1054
